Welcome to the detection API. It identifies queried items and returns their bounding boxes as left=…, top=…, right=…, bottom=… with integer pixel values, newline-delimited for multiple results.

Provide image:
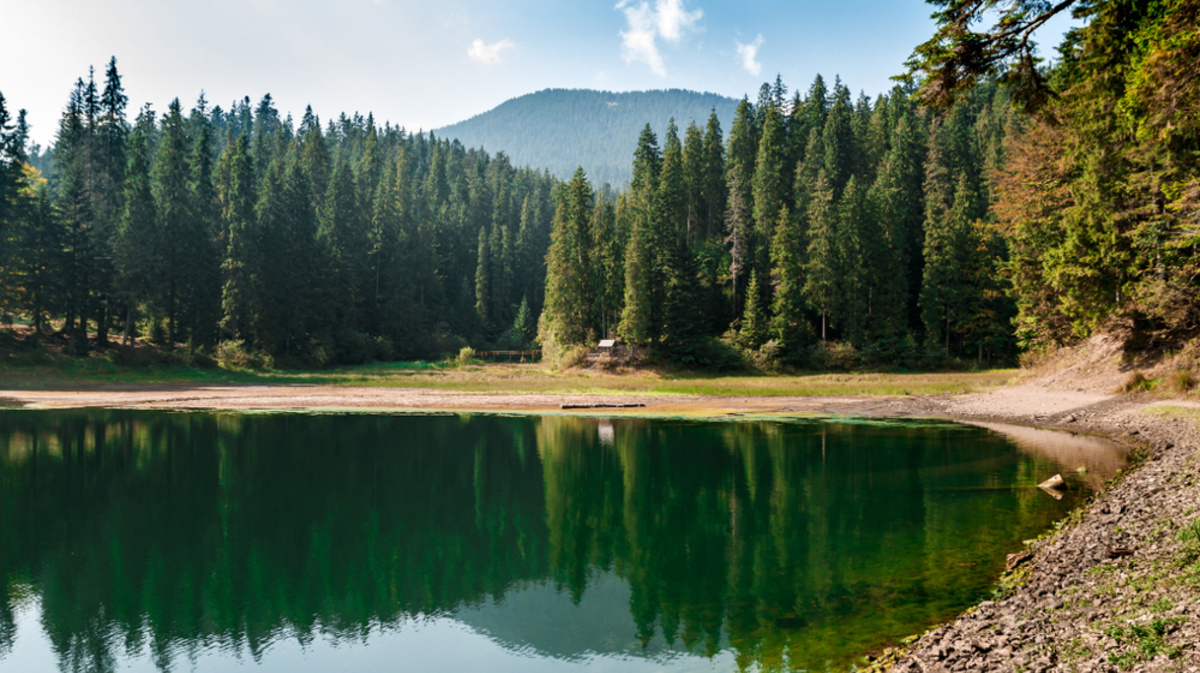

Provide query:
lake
left=0, top=410, right=1125, bottom=672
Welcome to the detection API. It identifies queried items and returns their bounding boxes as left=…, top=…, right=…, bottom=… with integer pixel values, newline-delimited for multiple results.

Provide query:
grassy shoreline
left=0, top=355, right=1017, bottom=398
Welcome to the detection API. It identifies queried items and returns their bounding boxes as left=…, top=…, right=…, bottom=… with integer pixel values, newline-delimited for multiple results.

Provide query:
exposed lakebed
left=0, top=410, right=1125, bottom=672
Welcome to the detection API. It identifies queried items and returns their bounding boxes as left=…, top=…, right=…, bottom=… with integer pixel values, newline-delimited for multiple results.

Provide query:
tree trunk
left=96, top=303, right=109, bottom=349
left=123, top=306, right=135, bottom=346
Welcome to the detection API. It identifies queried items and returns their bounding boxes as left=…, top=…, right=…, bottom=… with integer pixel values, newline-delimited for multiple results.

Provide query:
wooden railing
left=473, top=350, right=542, bottom=362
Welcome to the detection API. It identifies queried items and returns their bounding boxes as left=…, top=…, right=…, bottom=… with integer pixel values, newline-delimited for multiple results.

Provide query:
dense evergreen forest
left=0, top=61, right=558, bottom=365
left=437, top=89, right=740, bottom=186
left=539, top=75, right=1018, bottom=368
left=540, top=0, right=1200, bottom=368
left=1, top=0, right=1195, bottom=371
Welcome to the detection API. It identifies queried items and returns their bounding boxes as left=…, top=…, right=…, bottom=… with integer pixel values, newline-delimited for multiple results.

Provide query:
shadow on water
left=0, top=411, right=1125, bottom=672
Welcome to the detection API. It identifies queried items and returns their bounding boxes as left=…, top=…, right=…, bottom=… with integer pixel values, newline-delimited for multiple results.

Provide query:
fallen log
left=560, top=403, right=646, bottom=410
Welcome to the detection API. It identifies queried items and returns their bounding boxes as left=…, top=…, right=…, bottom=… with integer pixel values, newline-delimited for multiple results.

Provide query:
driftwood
left=1006, top=552, right=1033, bottom=572
left=560, top=403, right=646, bottom=410
left=1038, top=474, right=1066, bottom=490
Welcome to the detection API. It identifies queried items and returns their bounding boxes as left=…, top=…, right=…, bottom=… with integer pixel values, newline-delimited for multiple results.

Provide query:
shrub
left=370, top=336, right=394, bottom=362
left=1120, top=371, right=1155, bottom=393
left=216, top=341, right=273, bottom=370
left=808, top=341, right=863, bottom=371
left=456, top=346, right=477, bottom=364
left=1165, top=368, right=1195, bottom=395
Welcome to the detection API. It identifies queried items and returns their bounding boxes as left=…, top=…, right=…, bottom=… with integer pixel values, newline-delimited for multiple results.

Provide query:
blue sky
left=1, top=0, right=1079, bottom=147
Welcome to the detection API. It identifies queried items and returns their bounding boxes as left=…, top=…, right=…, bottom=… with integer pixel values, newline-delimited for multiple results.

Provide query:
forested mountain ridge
left=436, top=89, right=740, bottom=186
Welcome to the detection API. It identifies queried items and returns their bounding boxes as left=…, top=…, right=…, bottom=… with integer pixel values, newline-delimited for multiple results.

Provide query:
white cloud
left=735, top=34, right=764, bottom=77
left=655, top=0, right=702, bottom=43
left=616, top=0, right=702, bottom=76
left=467, top=38, right=515, bottom=65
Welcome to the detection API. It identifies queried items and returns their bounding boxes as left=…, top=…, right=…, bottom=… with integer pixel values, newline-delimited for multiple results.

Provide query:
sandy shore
left=0, top=383, right=921, bottom=417
left=3, top=379, right=1199, bottom=672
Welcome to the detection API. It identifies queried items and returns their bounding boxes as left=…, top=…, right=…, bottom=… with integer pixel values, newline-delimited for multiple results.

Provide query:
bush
left=1120, top=371, right=1155, bottom=393
left=456, top=346, right=477, bottom=364
left=370, top=336, right=394, bottom=362
left=1166, top=368, right=1196, bottom=395
left=216, top=341, right=273, bottom=370
left=861, top=335, right=919, bottom=369
left=808, top=341, right=863, bottom=371
left=334, top=329, right=371, bottom=365
left=105, top=345, right=171, bottom=367
left=688, top=336, right=749, bottom=371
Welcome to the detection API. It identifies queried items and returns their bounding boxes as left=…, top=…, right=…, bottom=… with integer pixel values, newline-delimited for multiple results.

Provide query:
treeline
left=541, top=75, right=1019, bottom=367
left=438, top=88, right=740, bottom=186
left=0, top=59, right=557, bottom=365
left=990, top=0, right=1200, bottom=349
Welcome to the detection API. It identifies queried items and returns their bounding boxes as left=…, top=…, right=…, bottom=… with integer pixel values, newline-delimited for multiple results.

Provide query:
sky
left=0, top=0, right=1081, bottom=147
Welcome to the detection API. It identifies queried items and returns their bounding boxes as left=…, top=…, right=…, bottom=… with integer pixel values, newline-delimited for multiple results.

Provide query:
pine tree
left=474, top=227, right=491, bottom=328
left=543, top=168, right=595, bottom=346
left=91, top=57, right=129, bottom=346
left=835, top=175, right=868, bottom=346
left=618, top=127, right=661, bottom=345
left=114, top=104, right=158, bottom=344
left=865, top=113, right=923, bottom=338
left=822, top=80, right=856, bottom=198
left=802, top=171, right=837, bottom=341
left=740, top=269, right=768, bottom=349
left=151, top=99, right=195, bottom=346
left=185, top=112, right=221, bottom=346
left=657, top=120, right=701, bottom=351
left=922, top=171, right=977, bottom=352
left=701, top=108, right=726, bottom=239
left=725, top=97, right=758, bottom=309
left=55, top=80, right=96, bottom=354
left=752, top=101, right=786, bottom=286
left=215, top=134, right=256, bottom=343
left=769, top=205, right=811, bottom=357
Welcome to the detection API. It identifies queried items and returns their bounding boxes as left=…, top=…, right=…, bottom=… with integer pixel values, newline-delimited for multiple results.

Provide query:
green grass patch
left=0, top=355, right=1018, bottom=399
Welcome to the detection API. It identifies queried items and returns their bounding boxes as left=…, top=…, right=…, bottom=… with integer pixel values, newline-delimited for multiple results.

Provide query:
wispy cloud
left=735, top=34, right=764, bottom=77
left=616, top=0, right=702, bottom=76
left=467, top=38, right=515, bottom=65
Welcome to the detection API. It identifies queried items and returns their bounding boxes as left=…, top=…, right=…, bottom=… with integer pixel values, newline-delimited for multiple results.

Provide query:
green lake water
left=0, top=410, right=1125, bottom=672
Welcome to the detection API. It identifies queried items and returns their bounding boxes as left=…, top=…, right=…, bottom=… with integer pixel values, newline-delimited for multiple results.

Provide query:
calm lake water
left=0, top=411, right=1125, bottom=673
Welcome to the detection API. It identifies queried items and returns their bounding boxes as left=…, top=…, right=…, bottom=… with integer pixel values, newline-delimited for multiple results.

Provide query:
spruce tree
left=114, top=104, right=158, bottom=344
left=769, top=205, right=811, bottom=358
left=835, top=175, right=868, bottom=346
left=802, top=171, right=837, bottom=341
left=752, top=102, right=786, bottom=286
left=543, top=168, right=595, bottom=346
left=474, top=227, right=491, bottom=328
left=618, top=127, right=661, bottom=345
left=150, top=99, right=194, bottom=346
left=822, top=80, right=856, bottom=199
left=657, top=120, right=701, bottom=351
left=185, top=114, right=221, bottom=346
left=740, top=269, right=768, bottom=349
left=215, top=134, right=256, bottom=343
left=55, top=81, right=96, bottom=354
left=701, top=108, right=726, bottom=239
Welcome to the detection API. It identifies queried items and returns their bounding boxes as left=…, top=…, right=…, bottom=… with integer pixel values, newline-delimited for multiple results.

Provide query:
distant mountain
left=436, top=88, right=741, bottom=186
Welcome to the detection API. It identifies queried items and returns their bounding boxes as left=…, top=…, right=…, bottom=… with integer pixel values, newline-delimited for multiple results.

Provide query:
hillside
left=436, top=88, right=740, bottom=186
